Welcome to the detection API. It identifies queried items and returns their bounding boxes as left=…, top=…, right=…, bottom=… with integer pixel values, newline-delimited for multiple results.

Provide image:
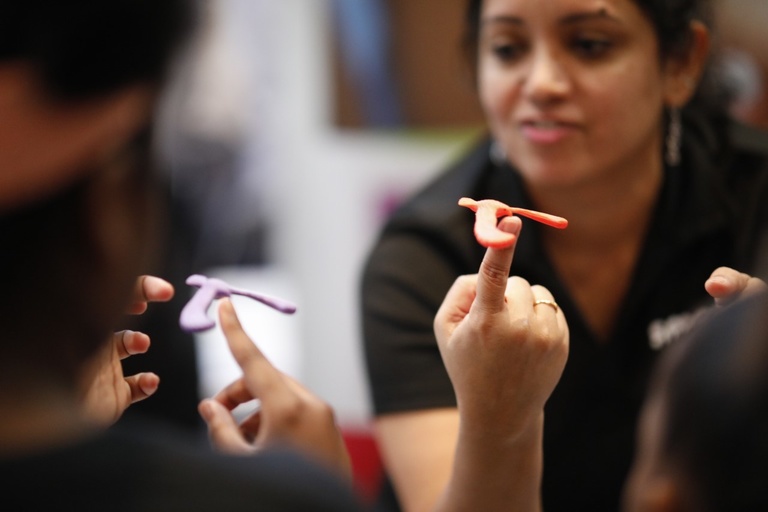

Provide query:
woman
left=360, top=0, right=768, bottom=511
left=431, top=234, right=768, bottom=512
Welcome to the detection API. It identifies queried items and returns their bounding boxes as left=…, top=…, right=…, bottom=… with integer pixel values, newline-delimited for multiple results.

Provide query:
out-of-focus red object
left=342, top=428, right=384, bottom=505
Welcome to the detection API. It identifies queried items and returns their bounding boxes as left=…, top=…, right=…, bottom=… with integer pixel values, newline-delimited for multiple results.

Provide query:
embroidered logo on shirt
left=647, top=306, right=711, bottom=350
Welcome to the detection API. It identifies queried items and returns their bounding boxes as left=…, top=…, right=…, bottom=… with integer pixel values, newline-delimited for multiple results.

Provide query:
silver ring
left=533, top=299, right=558, bottom=312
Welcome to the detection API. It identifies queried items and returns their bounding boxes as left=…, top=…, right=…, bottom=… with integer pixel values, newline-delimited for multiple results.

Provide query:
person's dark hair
left=0, top=128, right=159, bottom=387
left=462, top=0, right=731, bottom=164
left=0, top=1, right=195, bottom=386
left=0, top=0, right=196, bottom=100
left=649, top=293, right=768, bottom=512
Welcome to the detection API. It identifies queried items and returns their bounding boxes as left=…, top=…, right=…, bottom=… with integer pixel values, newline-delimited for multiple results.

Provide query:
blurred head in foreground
left=624, top=291, right=768, bottom=512
left=0, top=0, right=194, bottom=391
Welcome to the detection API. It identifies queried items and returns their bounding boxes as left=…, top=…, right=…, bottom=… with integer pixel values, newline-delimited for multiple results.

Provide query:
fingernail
left=140, top=374, right=160, bottom=395
left=122, top=330, right=142, bottom=356
left=220, top=298, right=235, bottom=318
left=708, top=275, right=728, bottom=286
left=198, top=400, right=214, bottom=420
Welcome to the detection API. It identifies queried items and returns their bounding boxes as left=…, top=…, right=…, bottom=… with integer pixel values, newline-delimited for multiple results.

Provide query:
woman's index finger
left=474, top=216, right=521, bottom=314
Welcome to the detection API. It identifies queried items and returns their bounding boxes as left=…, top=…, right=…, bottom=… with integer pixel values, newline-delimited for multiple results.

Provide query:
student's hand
left=704, top=266, right=768, bottom=306
left=198, top=299, right=352, bottom=479
left=434, top=216, right=569, bottom=439
left=80, top=275, right=174, bottom=427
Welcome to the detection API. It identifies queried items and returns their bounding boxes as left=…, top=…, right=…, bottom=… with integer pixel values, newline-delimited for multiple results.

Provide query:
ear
left=663, top=20, right=711, bottom=108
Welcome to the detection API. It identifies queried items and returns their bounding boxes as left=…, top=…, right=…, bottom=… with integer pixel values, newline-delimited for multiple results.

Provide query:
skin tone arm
left=433, top=216, right=568, bottom=512
left=80, top=275, right=175, bottom=427
left=377, top=217, right=569, bottom=512
left=198, top=299, right=352, bottom=479
left=375, top=409, right=460, bottom=512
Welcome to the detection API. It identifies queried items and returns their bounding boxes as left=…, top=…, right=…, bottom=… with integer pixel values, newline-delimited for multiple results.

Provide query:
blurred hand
left=704, top=266, right=768, bottom=306
left=198, top=299, right=352, bottom=479
left=80, top=275, right=174, bottom=427
left=434, top=216, right=569, bottom=439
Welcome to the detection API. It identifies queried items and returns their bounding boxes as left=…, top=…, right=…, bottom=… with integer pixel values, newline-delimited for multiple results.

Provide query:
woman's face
left=477, top=0, right=678, bottom=188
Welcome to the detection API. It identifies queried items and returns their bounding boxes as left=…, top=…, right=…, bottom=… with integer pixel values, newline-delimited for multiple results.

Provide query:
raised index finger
left=217, top=298, right=287, bottom=403
left=474, top=216, right=522, bottom=315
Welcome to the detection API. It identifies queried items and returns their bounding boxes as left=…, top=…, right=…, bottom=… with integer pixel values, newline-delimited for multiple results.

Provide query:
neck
left=524, top=157, right=664, bottom=340
left=527, top=158, right=664, bottom=250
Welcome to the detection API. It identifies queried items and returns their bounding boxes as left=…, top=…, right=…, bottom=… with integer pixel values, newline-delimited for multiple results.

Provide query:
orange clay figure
left=458, top=197, right=568, bottom=249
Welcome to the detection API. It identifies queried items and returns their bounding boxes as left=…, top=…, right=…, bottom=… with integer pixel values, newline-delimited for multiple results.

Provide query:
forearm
left=433, top=413, right=544, bottom=512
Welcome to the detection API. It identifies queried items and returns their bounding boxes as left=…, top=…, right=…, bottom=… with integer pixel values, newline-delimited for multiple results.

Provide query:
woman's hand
left=705, top=266, right=768, bottom=306
left=80, top=275, right=174, bottom=427
left=432, top=216, right=568, bottom=512
left=434, top=216, right=569, bottom=439
left=198, top=299, right=352, bottom=479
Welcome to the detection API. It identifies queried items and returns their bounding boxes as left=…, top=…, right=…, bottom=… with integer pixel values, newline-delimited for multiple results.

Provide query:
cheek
left=582, top=61, right=666, bottom=149
left=607, top=50, right=664, bottom=113
left=93, top=166, right=157, bottom=277
left=478, top=62, right=519, bottom=129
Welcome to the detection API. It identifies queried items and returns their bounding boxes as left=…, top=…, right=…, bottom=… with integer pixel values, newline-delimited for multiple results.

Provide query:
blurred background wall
left=149, top=0, right=482, bottom=503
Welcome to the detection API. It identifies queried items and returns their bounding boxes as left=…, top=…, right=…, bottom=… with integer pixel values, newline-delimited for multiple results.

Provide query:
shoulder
left=718, top=121, right=768, bottom=196
left=728, top=121, right=768, bottom=161
left=0, top=424, right=363, bottom=512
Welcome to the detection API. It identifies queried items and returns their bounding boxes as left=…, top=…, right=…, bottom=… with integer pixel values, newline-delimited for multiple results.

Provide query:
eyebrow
left=480, top=8, right=622, bottom=28
left=560, top=8, right=622, bottom=25
left=480, top=15, right=524, bottom=28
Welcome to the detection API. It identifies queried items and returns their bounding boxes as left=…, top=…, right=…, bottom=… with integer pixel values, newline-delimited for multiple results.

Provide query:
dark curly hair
left=0, top=0, right=196, bottom=100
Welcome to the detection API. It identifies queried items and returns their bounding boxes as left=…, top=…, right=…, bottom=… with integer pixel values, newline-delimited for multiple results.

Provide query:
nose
left=522, top=48, right=570, bottom=105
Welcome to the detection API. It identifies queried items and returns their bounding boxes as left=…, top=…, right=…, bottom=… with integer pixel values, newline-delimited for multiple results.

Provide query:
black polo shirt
left=360, top=121, right=768, bottom=512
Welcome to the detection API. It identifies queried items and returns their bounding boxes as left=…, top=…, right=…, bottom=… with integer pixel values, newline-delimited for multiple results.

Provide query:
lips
left=519, top=118, right=577, bottom=144
left=525, top=120, right=565, bottom=128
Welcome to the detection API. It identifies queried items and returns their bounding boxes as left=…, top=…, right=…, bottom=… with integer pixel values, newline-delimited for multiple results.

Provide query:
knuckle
left=508, top=275, right=531, bottom=287
left=507, top=316, right=531, bottom=339
left=469, top=313, right=504, bottom=337
left=530, top=325, right=556, bottom=348
left=309, top=400, right=335, bottom=422
left=277, top=397, right=335, bottom=428
left=526, top=317, right=562, bottom=349
left=455, top=274, right=473, bottom=285
left=481, top=261, right=510, bottom=286
left=507, top=275, right=532, bottom=294
left=275, top=396, right=305, bottom=426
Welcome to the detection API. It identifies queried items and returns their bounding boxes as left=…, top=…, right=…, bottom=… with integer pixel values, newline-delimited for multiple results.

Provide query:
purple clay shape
left=180, top=274, right=297, bottom=333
